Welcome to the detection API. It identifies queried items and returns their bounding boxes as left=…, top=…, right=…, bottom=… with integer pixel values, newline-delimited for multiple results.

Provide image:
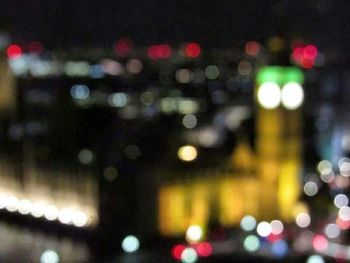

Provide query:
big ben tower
left=256, top=66, right=304, bottom=221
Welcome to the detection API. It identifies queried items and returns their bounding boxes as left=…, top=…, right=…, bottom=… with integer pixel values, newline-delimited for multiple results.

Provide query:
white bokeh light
left=257, top=82, right=281, bottom=109
left=256, top=221, right=272, bottom=237
left=281, top=82, right=304, bottom=109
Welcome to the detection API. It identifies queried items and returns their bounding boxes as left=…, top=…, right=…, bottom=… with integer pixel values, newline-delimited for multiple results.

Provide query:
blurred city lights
left=245, top=41, right=260, bottom=56
left=176, top=69, right=192, bottom=83
left=72, top=211, right=88, bottom=227
left=295, top=212, right=311, bottom=228
left=271, top=240, right=288, bottom=258
left=334, top=194, right=349, bottom=208
left=78, top=149, right=94, bottom=165
left=270, top=220, right=284, bottom=235
left=184, top=42, right=201, bottom=58
left=324, top=223, right=340, bottom=239
left=40, top=250, right=59, bottom=263
left=70, top=84, right=90, bottom=100
left=18, top=199, right=32, bottom=215
left=148, top=44, right=172, bottom=60
left=240, top=215, right=257, bottom=232
left=182, top=114, right=197, bottom=129
left=31, top=202, right=45, bottom=218
left=306, top=255, right=325, bottom=263
left=243, top=235, right=260, bottom=252
left=172, top=244, right=186, bottom=260
left=320, top=168, right=335, bottom=183
left=181, top=247, right=198, bottom=263
left=257, top=82, right=281, bottom=109
left=205, top=65, right=220, bottom=80
left=186, top=225, right=203, bottom=243
left=312, top=234, right=328, bottom=252
left=237, top=61, right=252, bottom=76
left=7, top=44, right=22, bottom=59
left=58, top=208, right=73, bottom=224
left=256, top=221, right=272, bottom=237
left=178, top=145, right=198, bottom=162
left=303, top=181, right=319, bottom=196
left=281, top=82, right=304, bottom=110
left=121, top=235, right=140, bottom=253
left=126, top=59, right=143, bottom=74
left=338, top=206, right=350, bottom=221
left=44, top=205, right=59, bottom=221
left=317, top=160, right=332, bottom=173
left=195, top=242, right=212, bottom=257
left=5, top=196, right=19, bottom=212
left=115, top=38, right=133, bottom=57
left=108, top=92, right=128, bottom=107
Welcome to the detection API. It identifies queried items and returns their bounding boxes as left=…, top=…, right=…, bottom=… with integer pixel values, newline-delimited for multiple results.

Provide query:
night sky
left=0, top=0, right=350, bottom=50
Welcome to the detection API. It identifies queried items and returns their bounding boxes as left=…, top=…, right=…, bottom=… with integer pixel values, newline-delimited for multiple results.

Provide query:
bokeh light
left=7, top=44, right=22, bottom=59
left=182, top=114, right=197, bottom=129
left=195, top=242, right=212, bottom=257
left=281, top=82, right=304, bottom=110
left=324, top=223, right=340, bottom=239
left=257, top=82, right=281, bottom=109
left=243, top=235, right=260, bottom=252
left=256, top=221, right=272, bottom=237
left=304, top=181, right=319, bottom=196
left=307, top=255, right=325, bottom=263
left=71, top=84, right=90, bottom=100
left=172, top=245, right=186, bottom=260
left=271, top=240, right=288, bottom=258
left=186, top=225, right=203, bottom=243
left=334, top=194, right=349, bottom=208
left=312, top=234, right=328, bottom=252
left=184, top=42, right=201, bottom=58
left=295, top=212, right=311, bottom=228
left=178, top=145, right=198, bottom=162
left=270, top=220, right=284, bottom=235
left=245, top=41, right=260, bottom=56
left=122, top=235, right=140, bottom=253
left=181, top=247, right=198, bottom=263
left=40, top=250, right=59, bottom=263
left=240, top=215, right=257, bottom=232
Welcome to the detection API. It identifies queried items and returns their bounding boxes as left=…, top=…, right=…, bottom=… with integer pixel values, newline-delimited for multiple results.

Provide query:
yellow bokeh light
left=178, top=145, right=198, bottom=162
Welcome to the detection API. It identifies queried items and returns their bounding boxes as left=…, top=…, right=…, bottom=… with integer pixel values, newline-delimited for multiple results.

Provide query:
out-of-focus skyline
left=0, top=0, right=349, bottom=50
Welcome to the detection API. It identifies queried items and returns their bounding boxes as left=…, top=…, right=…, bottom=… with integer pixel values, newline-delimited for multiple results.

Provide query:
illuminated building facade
left=158, top=66, right=305, bottom=236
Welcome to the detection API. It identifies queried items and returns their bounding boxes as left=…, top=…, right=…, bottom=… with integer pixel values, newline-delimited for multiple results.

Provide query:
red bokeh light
left=312, top=234, right=328, bottom=252
left=115, top=38, right=133, bottom=57
left=158, top=44, right=172, bottom=59
left=292, top=47, right=304, bottom=63
left=301, top=57, right=315, bottom=69
left=303, top=45, right=318, bottom=60
left=6, top=44, right=22, bottom=59
left=245, top=41, right=260, bottom=56
left=195, top=242, right=213, bottom=257
left=171, top=244, right=186, bottom=260
left=147, top=44, right=172, bottom=60
left=336, top=217, right=350, bottom=230
left=185, top=42, right=201, bottom=58
left=29, top=41, right=43, bottom=54
left=267, top=234, right=282, bottom=243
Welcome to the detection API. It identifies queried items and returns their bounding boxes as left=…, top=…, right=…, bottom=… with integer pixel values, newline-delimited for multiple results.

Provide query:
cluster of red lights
left=291, top=44, right=318, bottom=69
left=171, top=242, right=212, bottom=260
left=147, top=44, right=172, bottom=60
left=6, top=42, right=44, bottom=59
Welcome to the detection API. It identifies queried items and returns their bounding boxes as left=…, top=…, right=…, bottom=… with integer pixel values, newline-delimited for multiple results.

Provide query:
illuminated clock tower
left=256, top=66, right=304, bottom=221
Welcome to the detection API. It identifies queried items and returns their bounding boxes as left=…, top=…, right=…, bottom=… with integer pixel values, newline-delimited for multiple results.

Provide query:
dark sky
left=0, top=0, right=349, bottom=50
